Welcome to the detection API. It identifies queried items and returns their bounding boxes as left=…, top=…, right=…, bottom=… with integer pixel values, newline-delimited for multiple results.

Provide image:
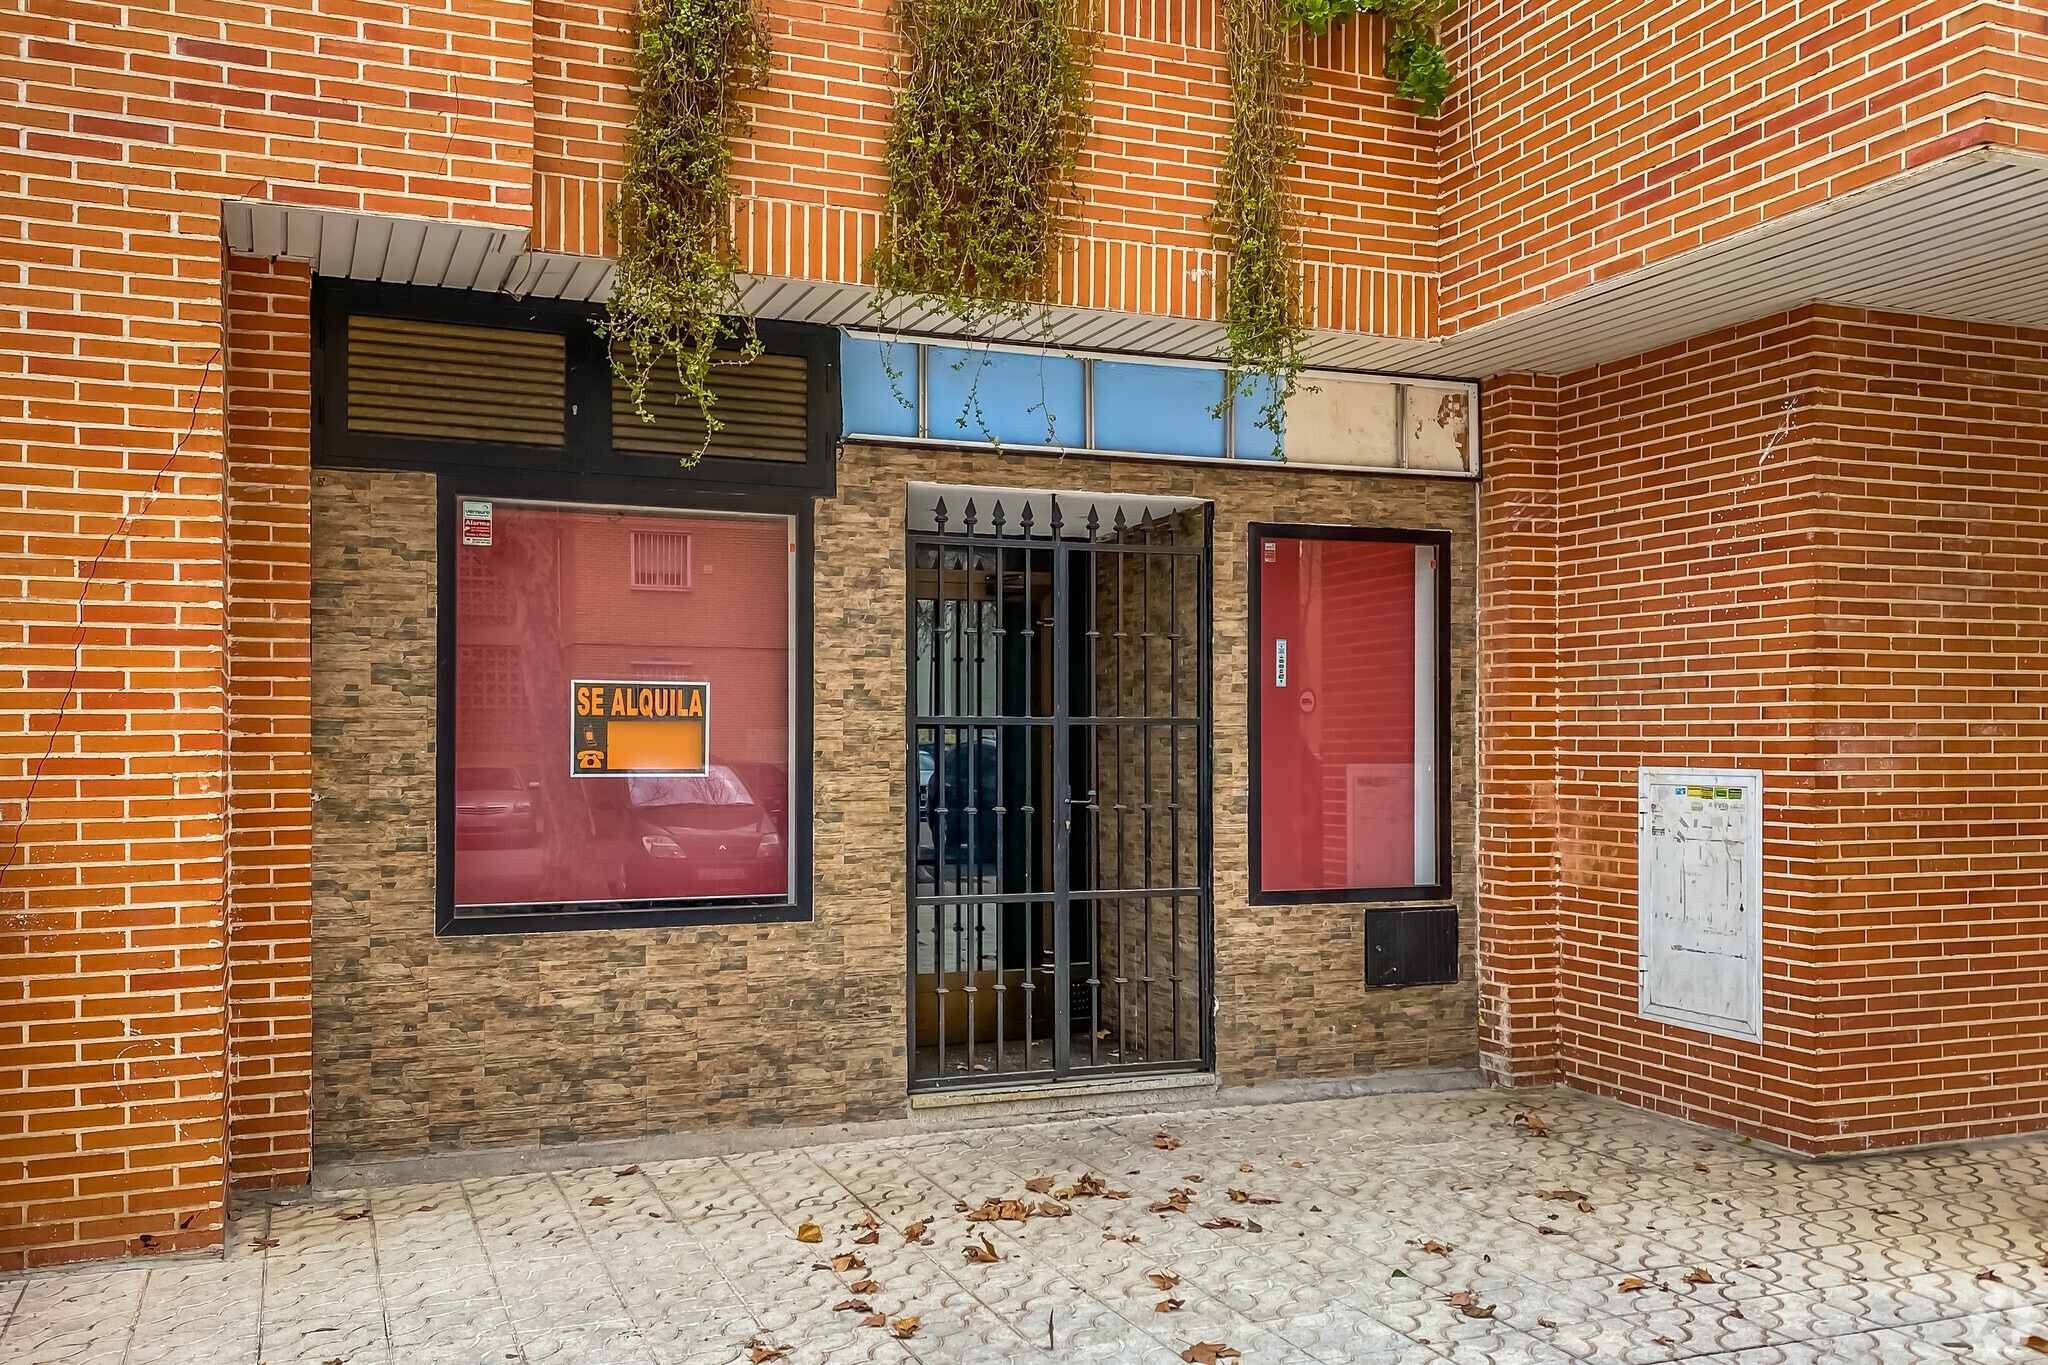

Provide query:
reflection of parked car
left=721, top=759, right=789, bottom=837
left=454, top=766, right=540, bottom=846
left=918, top=735, right=1003, bottom=868
left=618, top=766, right=784, bottom=899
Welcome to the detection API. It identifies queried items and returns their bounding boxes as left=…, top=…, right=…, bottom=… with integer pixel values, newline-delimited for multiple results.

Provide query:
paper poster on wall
left=1638, top=767, right=1763, bottom=1042
left=571, top=680, right=710, bottom=777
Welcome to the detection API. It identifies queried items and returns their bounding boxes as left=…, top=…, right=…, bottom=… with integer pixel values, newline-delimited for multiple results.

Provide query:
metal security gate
left=908, top=485, right=1212, bottom=1089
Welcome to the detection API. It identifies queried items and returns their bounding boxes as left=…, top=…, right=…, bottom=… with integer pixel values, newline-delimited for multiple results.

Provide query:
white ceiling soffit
left=221, top=147, right=2048, bottom=379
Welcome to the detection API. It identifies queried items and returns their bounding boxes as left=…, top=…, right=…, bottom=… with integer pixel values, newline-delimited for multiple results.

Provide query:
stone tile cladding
left=1437, top=1, right=2048, bottom=331
left=1476, top=305, right=2048, bottom=1154
left=301, top=446, right=1475, bottom=1168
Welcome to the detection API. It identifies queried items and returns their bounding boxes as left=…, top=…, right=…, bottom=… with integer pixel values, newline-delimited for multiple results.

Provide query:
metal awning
left=222, top=145, right=2048, bottom=379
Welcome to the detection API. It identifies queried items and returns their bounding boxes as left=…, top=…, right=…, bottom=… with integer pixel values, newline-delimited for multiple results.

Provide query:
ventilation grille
left=611, top=351, right=808, bottom=462
left=630, top=531, right=691, bottom=590
left=1364, top=906, right=1458, bottom=988
left=347, top=315, right=565, bottom=446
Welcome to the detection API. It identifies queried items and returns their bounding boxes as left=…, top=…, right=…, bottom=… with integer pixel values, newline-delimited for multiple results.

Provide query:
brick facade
left=1476, top=305, right=2048, bottom=1153
left=5, top=0, right=2045, bottom=1271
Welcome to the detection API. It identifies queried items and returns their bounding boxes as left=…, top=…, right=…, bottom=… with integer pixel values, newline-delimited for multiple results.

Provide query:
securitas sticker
left=461, top=499, right=492, bottom=546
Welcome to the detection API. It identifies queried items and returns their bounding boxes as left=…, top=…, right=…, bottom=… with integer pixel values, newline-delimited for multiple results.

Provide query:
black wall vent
left=1365, top=906, right=1458, bottom=988
left=346, top=315, right=566, bottom=446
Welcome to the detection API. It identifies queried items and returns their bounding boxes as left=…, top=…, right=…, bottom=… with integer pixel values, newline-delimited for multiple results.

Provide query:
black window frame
left=310, top=278, right=836, bottom=934
left=1245, top=522, right=1453, bottom=907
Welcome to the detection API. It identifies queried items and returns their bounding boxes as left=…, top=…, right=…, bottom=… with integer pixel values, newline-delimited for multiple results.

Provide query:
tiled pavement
left=8, top=1087, right=2048, bottom=1364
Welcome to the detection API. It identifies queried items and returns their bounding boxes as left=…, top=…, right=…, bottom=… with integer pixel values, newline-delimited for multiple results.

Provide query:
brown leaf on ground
left=1536, top=1190, right=1586, bottom=1202
left=850, top=1279, right=879, bottom=1294
left=2024, top=1335, right=2048, bottom=1354
left=1537, top=1318, right=1558, bottom=1328
left=1025, top=1176, right=1055, bottom=1194
left=1684, top=1268, right=1715, bottom=1285
left=1446, top=1291, right=1474, bottom=1307
left=860, top=1313, right=887, bottom=1328
left=967, top=1198, right=1031, bottom=1223
left=854, top=1230, right=880, bottom=1245
left=891, top=1316, right=920, bottom=1339
left=1290, top=1161, right=1304, bottom=1168
left=1617, top=1276, right=1649, bottom=1293
left=856, top=1209, right=879, bottom=1228
left=830, top=1253, right=866, bottom=1273
left=1577, top=1200, right=1595, bottom=1212
left=1654, top=1335, right=1673, bottom=1346
left=1153, top=1132, right=1182, bottom=1151
left=1035, top=1201, right=1072, bottom=1218
left=1245, top=1219, right=1263, bottom=1233
left=339, top=1210, right=369, bottom=1221
left=1199, top=1217, right=1244, bottom=1230
left=1156, top=1297, right=1185, bottom=1312
left=1515, top=1113, right=1550, bottom=1137
left=1727, top=1308, right=1745, bottom=1320
left=1148, top=1272, right=1182, bottom=1290
left=613, top=1165, right=640, bottom=1176
left=796, top=1222, right=823, bottom=1244
left=1694, top=1162, right=1709, bottom=1172
left=1239, top=1164, right=1255, bottom=1172
left=1104, top=1188, right=1131, bottom=1199
left=251, top=1237, right=279, bottom=1250
left=1184, top=1174, right=1203, bottom=1182
left=1181, top=1343, right=1241, bottom=1363
left=903, top=1220, right=928, bottom=1243
left=1249, top=1196, right=1278, bottom=1206
left=749, top=1350, right=785, bottom=1364
left=1977, top=1269, right=2004, bottom=1282
left=1067, top=1174, right=1108, bottom=1197
left=1227, top=1189, right=1250, bottom=1203
left=833, top=1300, right=872, bottom=1313
left=1151, top=1189, right=1194, bottom=1214
left=954, top=1200, right=970, bottom=1212
left=1461, top=1303, right=1495, bottom=1319
left=1420, top=1240, right=1453, bottom=1254
left=964, top=1235, right=1001, bottom=1264
left=588, top=1196, right=613, bottom=1207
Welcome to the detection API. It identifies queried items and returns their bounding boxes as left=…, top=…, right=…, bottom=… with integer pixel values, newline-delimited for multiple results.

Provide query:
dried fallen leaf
left=964, top=1235, right=1001, bottom=1264
left=1239, top=1164, right=1255, bottom=1173
left=860, top=1313, right=887, bottom=1328
left=1684, top=1268, right=1715, bottom=1285
left=854, top=1230, right=880, bottom=1245
left=1694, top=1162, right=1709, bottom=1172
left=1104, top=1188, right=1132, bottom=1200
left=1617, top=1276, right=1649, bottom=1293
left=1035, top=1201, right=1072, bottom=1218
left=1976, top=1268, right=2004, bottom=1283
left=1184, top=1174, right=1204, bottom=1183
left=1153, top=1132, right=1183, bottom=1151
left=614, top=1164, right=640, bottom=1176
left=1025, top=1176, right=1055, bottom=1194
left=1199, top=1217, right=1244, bottom=1230
left=339, top=1210, right=369, bottom=1222
left=1577, top=1200, right=1595, bottom=1213
left=1537, top=1318, right=1558, bottom=1329
left=1148, top=1272, right=1182, bottom=1290
left=1420, top=1240, right=1453, bottom=1254
left=796, top=1222, right=823, bottom=1244
left=967, top=1197, right=1031, bottom=1223
left=833, top=1300, right=871, bottom=1313
left=1536, top=1189, right=1586, bottom=1202
left=1461, top=1303, right=1496, bottom=1319
left=856, top=1209, right=879, bottom=1229
left=903, top=1220, right=928, bottom=1243
left=1290, top=1161, right=1304, bottom=1169
left=1151, top=1189, right=1194, bottom=1214
left=850, top=1278, right=879, bottom=1294
left=1227, top=1189, right=1250, bottom=1203
left=830, top=1253, right=866, bottom=1273
left=891, top=1316, right=920, bottom=1339
left=588, top=1196, right=613, bottom=1207
left=1653, top=1335, right=1673, bottom=1346
left=251, top=1237, right=280, bottom=1250
left=1181, top=1343, right=1241, bottom=1363
left=1515, top=1113, right=1550, bottom=1137
left=1727, top=1308, right=1745, bottom=1320
left=2025, top=1335, right=2048, bottom=1354
left=1156, top=1297, right=1185, bottom=1312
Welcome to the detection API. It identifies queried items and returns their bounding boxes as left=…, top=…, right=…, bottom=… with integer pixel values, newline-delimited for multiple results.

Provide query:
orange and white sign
left=570, top=680, right=709, bottom=777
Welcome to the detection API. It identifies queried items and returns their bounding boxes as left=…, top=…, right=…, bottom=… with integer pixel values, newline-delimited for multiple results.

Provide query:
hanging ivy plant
left=605, top=0, right=772, bottom=462
left=872, top=0, right=1095, bottom=326
left=1283, top=0, right=1456, bottom=115
left=1214, top=0, right=1305, bottom=450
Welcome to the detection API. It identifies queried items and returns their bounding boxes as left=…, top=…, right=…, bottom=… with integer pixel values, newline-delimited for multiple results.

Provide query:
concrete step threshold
left=298, top=1068, right=1482, bottom=1195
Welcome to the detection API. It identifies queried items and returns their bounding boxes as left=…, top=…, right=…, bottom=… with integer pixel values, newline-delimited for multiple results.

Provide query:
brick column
left=1476, top=374, right=1561, bottom=1086
left=222, top=258, right=315, bottom=1189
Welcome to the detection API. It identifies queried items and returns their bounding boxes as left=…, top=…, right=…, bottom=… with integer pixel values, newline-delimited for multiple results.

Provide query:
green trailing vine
left=605, top=0, right=772, bottom=461
left=1284, top=0, right=1456, bottom=115
left=872, top=0, right=1095, bottom=326
left=1214, top=0, right=1305, bottom=450
left=1214, top=0, right=1456, bottom=453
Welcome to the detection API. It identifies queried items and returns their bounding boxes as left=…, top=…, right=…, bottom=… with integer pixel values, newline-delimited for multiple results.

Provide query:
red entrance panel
left=1255, top=534, right=1437, bottom=895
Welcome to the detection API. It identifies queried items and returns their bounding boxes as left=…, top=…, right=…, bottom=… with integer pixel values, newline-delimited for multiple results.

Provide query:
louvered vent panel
left=348, top=316, right=565, bottom=446
left=612, top=351, right=808, bottom=462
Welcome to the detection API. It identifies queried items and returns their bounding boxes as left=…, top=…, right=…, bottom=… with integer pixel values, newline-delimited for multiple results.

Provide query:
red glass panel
left=452, top=502, right=792, bottom=908
left=1257, top=536, right=1434, bottom=893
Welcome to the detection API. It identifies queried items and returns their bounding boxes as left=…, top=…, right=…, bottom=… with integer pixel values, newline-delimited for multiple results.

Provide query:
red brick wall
left=1438, top=1, right=2048, bottom=333
left=1478, top=305, right=2048, bottom=1152
left=222, top=259, right=315, bottom=1191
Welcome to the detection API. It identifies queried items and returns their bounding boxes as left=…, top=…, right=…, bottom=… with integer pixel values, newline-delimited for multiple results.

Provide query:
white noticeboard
left=1638, top=767, right=1763, bottom=1042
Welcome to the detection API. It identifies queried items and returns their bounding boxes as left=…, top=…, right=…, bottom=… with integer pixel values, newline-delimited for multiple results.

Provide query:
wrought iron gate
left=908, top=487, right=1212, bottom=1089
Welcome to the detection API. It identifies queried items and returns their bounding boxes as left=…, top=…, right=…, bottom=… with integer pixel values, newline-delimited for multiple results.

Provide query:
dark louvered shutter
left=345, top=316, right=566, bottom=446
left=611, top=351, right=808, bottom=462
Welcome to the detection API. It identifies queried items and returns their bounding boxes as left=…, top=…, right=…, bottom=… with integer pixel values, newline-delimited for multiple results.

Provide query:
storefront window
left=449, top=498, right=795, bottom=919
left=1249, top=527, right=1448, bottom=902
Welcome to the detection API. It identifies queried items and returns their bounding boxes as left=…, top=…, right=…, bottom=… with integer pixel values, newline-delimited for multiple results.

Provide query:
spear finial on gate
left=962, top=499, right=978, bottom=533
left=932, top=497, right=949, bottom=533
